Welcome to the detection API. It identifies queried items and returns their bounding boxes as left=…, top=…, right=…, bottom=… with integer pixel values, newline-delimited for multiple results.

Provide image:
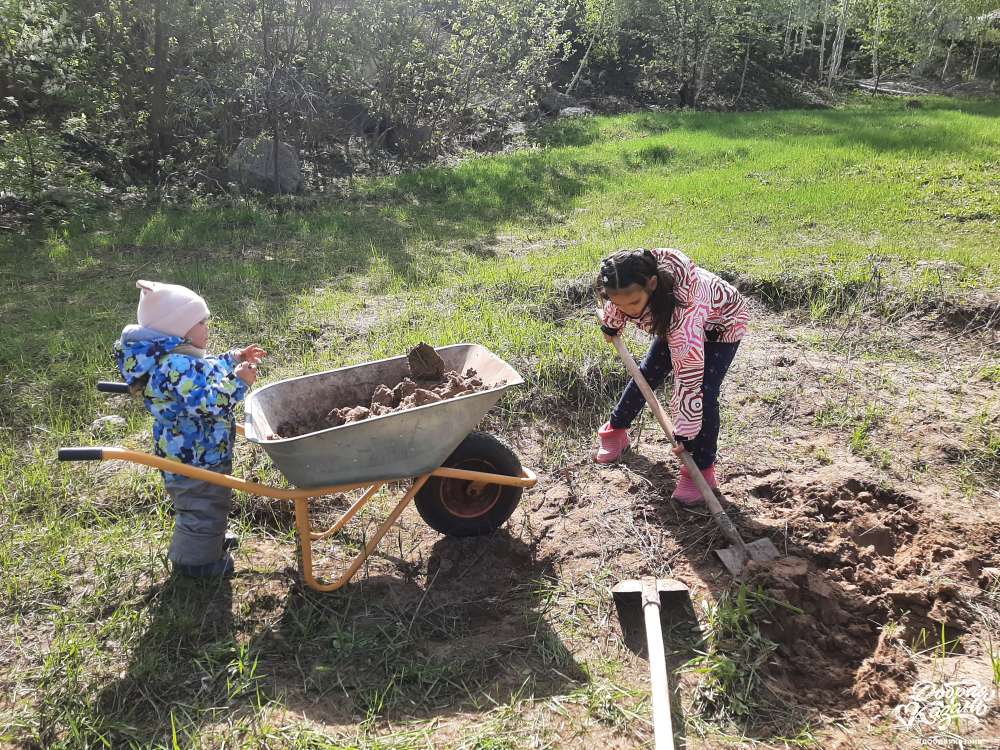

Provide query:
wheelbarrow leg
left=309, top=483, right=386, bottom=541
left=295, top=474, right=432, bottom=592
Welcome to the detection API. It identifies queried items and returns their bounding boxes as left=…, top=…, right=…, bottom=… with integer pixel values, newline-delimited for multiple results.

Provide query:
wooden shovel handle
left=609, top=334, right=747, bottom=552
left=642, top=579, right=675, bottom=750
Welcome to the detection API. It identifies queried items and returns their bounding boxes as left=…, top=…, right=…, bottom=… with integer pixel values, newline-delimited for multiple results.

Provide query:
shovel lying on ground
left=612, top=578, right=690, bottom=750
left=608, top=334, right=781, bottom=576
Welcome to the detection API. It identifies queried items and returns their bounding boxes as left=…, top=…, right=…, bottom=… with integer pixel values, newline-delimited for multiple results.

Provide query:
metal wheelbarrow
left=59, top=344, right=538, bottom=592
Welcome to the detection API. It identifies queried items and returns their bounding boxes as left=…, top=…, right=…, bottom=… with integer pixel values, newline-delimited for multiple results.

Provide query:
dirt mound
left=273, top=344, right=496, bottom=438
left=743, top=476, right=990, bottom=713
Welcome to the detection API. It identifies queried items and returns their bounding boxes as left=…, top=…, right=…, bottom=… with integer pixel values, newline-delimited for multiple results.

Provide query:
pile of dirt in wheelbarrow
left=272, top=343, right=497, bottom=439
left=737, top=474, right=995, bottom=713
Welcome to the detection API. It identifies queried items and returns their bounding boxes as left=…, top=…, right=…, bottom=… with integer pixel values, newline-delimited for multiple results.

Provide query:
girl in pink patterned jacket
left=596, top=248, right=749, bottom=506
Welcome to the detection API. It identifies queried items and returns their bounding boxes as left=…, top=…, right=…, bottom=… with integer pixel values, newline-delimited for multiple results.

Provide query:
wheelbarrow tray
left=244, top=344, right=524, bottom=487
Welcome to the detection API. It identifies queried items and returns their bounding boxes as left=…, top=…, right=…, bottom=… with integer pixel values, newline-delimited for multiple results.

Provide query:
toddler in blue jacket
left=115, top=280, right=266, bottom=577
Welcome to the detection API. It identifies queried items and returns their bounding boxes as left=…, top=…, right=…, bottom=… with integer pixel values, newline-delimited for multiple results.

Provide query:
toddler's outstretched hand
left=235, top=362, right=258, bottom=386
left=239, top=344, right=267, bottom=365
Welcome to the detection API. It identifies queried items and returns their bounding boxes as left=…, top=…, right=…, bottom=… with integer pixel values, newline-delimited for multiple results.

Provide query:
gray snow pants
left=163, top=463, right=233, bottom=566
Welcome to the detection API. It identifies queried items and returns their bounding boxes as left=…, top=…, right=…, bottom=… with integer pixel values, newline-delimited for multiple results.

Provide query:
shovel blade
left=612, top=579, right=691, bottom=655
left=715, top=537, right=781, bottom=577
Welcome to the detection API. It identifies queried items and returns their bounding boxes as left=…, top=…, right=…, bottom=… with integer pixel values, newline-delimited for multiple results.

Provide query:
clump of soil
left=407, top=342, right=446, bottom=380
left=272, top=344, right=496, bottom=439
left=742, top=476, right=989, bottom=713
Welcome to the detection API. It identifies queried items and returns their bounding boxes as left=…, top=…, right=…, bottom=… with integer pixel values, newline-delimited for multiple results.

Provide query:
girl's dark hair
left=597, top=249, right=681, bottom=338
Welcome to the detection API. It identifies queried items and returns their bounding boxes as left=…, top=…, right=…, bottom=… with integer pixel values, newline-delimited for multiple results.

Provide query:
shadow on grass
left=89, top=575, right=237, bottom=748
left=68, top=146, right=605, bottom=281
left=0, top=147, right=610, bottom=428
left=81, top=531, right=583, bottom=746
left=5, top=96, right=999, bottom=434
left=265, top=531, right=585, bottom=725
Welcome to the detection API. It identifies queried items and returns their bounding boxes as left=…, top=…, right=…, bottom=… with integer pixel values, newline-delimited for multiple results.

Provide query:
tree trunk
left=24, top=131, right=38, bottom=198
left=676, top=0, right=691, bottom=88
left=872, top=0, right=881, bottom=94
left=272, top=130, right=281, bottom=193
left=693, top=18, right=720, bottom=105
left=567, top=34, right=596, bottom=94
left=267, top=65, right=283, bottom=192
left=568, top=0, right=610, bottom=95
left=818, top=0, right=829, bottom=81
left=826, top=0, right=849, bottom=87
left=916, top=22, right=941, bottom=76
left=941, top=41, right=954, bottom=80
left=148, top=0, right=167, bottom=182
left=735, top=36, right=751, bottom=105
left=798, top=0, right=809, bottom=55
left=783, top=7, right=793, bottom=56
left=20, top=111, right=38, bottom=199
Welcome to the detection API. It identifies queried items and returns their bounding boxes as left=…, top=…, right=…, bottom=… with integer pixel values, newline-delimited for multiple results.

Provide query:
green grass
left=1, top=95, right=999, bottom=748
left=681, top=587, right=818, bottom=746
left=683, top=586, right=782, bottom=722
left=813, top=399, right=894, bottom=469
left=956, top=408, right=1000, bottom=496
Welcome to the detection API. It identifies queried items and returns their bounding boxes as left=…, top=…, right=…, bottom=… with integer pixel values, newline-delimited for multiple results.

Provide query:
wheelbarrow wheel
left=415, top=431, right=523, bottom=537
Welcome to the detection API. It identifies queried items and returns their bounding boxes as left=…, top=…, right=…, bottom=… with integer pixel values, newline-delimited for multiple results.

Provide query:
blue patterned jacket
left=115, top=325, right=248, bottom=479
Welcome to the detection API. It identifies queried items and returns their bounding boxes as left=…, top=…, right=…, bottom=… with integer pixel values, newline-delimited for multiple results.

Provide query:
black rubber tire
left=414, top=431, right=524, bottom=537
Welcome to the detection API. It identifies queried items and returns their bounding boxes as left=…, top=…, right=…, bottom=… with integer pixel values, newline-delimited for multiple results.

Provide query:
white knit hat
left=136, top=280, right=210, bottom=338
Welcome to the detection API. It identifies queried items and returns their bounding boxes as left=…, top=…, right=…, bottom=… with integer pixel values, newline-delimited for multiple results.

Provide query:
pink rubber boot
left=671, top=464, right=717, bottom=506
left=594, top=422, right=629, bottom=464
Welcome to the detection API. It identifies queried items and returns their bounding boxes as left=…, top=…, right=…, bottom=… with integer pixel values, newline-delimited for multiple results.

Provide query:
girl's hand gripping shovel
left=605, top=329, right=780, bottom=576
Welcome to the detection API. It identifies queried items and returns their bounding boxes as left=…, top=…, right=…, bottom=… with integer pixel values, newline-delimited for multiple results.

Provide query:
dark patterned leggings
left=609, top=337, right=740, bottom=470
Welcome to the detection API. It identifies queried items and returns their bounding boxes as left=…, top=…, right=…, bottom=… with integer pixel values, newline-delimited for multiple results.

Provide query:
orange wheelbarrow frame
left=59, top=423, right=536, bottom=592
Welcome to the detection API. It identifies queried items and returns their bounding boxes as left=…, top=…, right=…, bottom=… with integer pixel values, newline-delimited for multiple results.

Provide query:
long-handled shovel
left=612, top=578, right=690, bottom=750
left=608, top=334, right=780, bottom=576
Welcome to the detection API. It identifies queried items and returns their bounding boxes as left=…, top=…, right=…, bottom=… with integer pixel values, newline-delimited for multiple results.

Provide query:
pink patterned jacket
left=601, top=248, right=749, bottom=438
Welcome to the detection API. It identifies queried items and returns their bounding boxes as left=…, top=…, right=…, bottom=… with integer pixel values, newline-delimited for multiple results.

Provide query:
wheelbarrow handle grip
left=97, top=381, right=131, bottom=394
left=58, top=448, right=105, bottom=461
